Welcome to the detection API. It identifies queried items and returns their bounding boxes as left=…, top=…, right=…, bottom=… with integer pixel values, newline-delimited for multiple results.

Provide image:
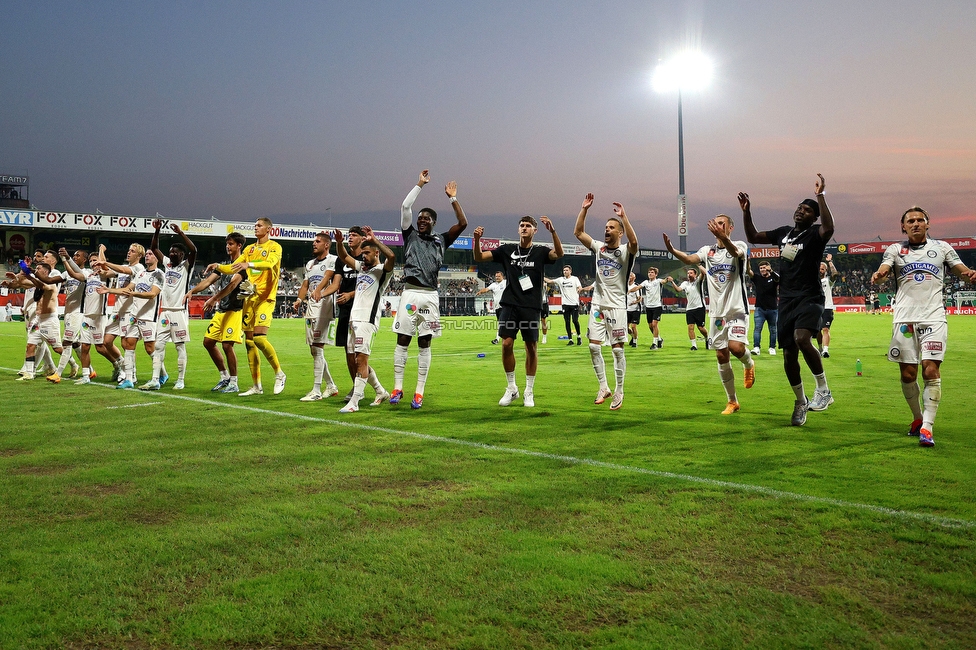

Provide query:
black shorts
left=685, top=306, right=706, bottom=327
left=819, top=309, right=834, bottom=330
left=778, top=296, right=824, bottom=348
left=335, top=311, right=351, bottom=348
left=498, top=305, right=541, bottom=343
left=541, top=303, right=550, bottom=319
left=627, top=310, right=641, bottom=325
left=645, top=306, right=663, bottom=323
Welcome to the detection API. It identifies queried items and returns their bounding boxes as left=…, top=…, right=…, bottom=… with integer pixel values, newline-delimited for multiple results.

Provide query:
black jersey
left=767, top=225, right=828, bottom=300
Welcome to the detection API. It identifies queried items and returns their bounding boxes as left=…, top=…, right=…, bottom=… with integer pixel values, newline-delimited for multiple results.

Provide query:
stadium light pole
left=653, top=51, right=713, bottom=252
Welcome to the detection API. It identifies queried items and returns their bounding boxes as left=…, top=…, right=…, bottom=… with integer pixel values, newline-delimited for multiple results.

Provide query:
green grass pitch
left=1, top=313, right=974, bottom=648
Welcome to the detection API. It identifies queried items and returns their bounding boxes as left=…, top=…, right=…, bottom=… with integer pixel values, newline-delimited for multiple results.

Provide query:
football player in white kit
left=574, top=193, right=639, bottom=411
left=150, top=220, right=197, bottom=390
left=665, top=214, right=756, bottom=415
left=98, top=250, right=165, bottom=390
left=475, top=272, right=507, bottom=344
left=817, top=254, right=840, bottom=358
left=871, top=206, right=976, bottom=447
left=636, top=267, right=667, bottom=349
left=294, top=231, right=340, bottom=401
left=46, top=248, right=91, bottom=382
left=100, top=243, right=146, bottom=383
left=334, top=227, right=394, bottom=413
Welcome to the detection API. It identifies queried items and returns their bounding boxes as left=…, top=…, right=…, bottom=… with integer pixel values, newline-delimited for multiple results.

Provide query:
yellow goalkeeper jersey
left=220, top=239, right=282, bottom=302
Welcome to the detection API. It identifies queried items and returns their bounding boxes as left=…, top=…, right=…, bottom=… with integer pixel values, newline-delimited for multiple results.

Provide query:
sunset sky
left=5, top=1, right=975, bottom=249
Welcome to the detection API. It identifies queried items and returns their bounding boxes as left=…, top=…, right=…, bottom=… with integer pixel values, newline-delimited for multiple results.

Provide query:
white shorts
left=393, top=287, right=442, bottom=338
left=80, top=314, right=107, bottom=346
left=349, top=320, right=378, bottom=355
left=104, top=311, right=127, bottom=337
left=888, top=321, right=947, bottom=364
left=305, top=297, right=336, bottom=346
left=157, top=310, right=190, bottom=344
left=27, top=314, right=61, bottom=346
left=708, top=312, right=749, bottom=350
left=587, top=307, right=628, bottom=345
left=63, top=312, right=84, bottom=343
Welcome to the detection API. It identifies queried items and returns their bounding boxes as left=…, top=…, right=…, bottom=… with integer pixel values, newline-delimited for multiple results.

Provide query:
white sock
left=220, top=369, right=230, bottom=380
left=791, top=383, right=805, bottom=403
left=393, top=344, right=408, bottom=391
left=505, top=371, right=517, bottom=390
left=525, top=375, right=535, bottom=392
left=740, top=348, right=754, bottom=368
left=416, top=347, right=431, bottom=396
left=176, top=342, right=187, bottom=381
left=56, top=349, right=73, bottom=375
left=814, top=372, right=828, bottom=392
left=922, top=378, right=942, bottom=432
left=311, top=347, right=325, bottom=391
left=125, top=349, right=136, bottom=382
left=152, top=349, right=164, bottom=381
left=589, top=342, right=608, bottom=390
left=367, top=366, right=384, bottom=395
left=39, top=344, right=54, bottom=370
left=901, top=380, right=923, bottom=421
left=25, top=358, right=35, bottom=374
left=611, top=347, right=626, bottom=394
left=350, top=376, right=367, bottom=408
left=718, top=362, right=736, bottom=402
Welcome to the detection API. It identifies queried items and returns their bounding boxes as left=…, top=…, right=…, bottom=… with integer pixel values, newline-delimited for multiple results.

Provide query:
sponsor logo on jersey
left=731, top=326, right=747, bottom=336
left=714, top=318, right=725, bottom=330
left=899, top=324, right=914, bottom=338
left=923, top=341, right=943, bottom=352
left=900, top=262, right=940, bottom=276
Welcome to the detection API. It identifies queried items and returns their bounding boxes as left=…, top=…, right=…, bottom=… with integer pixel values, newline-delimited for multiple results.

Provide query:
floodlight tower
left=653, top=51, right=713, bottom=252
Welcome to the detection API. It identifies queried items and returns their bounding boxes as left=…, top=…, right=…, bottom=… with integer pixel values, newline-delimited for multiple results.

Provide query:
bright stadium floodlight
left=654, top=50, right=713, bottom=251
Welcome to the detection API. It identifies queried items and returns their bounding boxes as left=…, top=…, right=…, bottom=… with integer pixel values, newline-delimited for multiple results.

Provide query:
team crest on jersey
left=927, top=249, right=938, bottom=258
left=260, top=313, right=268, bottom=320
left=226, top=328, right=234, bottom=335
left=889, top=347, right=901, bottom=358
left=262, top=250, right=268, bottom=257
left=899, top=324, right=914, bottom=338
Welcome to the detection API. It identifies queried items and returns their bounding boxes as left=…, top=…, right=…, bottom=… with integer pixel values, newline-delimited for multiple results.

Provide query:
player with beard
left=740, top=174, right=835, bottom=426
left=100, top=243, right=145, bottom=383
left=391, top=170, right=467, bottom=409
left=150, top=220, right=197, bottom=389
left=295, top=231, right=340, bottom=401
left=870, top=206, right=976, bottom=447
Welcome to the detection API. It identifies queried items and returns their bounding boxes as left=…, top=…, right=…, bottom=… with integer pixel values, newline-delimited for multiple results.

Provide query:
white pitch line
left=4, top=366, right=974, bottom=530
left=106, top=402, right=161, bottom=409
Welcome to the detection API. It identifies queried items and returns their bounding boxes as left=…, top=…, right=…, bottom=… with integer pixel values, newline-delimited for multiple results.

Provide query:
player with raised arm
left=667, top=267, right=709, bottom=350
left=665, top=214, right=755, bottom=415
left=817, top=254, right=840, bottom=358
left=45, top=248, right=86, bottom=382
left=636, top=267, right=667, bottom=349
left=214, top=218, right=286, bottom=396
left=150, top=220, right=197, bottom=389
left=391, top=170, right=467, bottom=409
left=473, top=215, right=563, bottom=408
left=870, top=206, right=976, bottom=447
left=295, top=231, right=340, bottom=401
left=475, top=271, right=506, bottom=344
left=98, top=251, right=165, bottom=389
left=740, top=174, right=835, bottom=426
left=545, top=266, right=583, bottom=345
left=49, top=249, right=110, bottom=384
left=100, top=243, right=145, bottom=383
left=334, top=227, right=395, bottom=413
left=188, top=232, right=247, bottom=393
left=14, top=262, right=69, bottom=380
left=575, top=194, right=639, bottom=410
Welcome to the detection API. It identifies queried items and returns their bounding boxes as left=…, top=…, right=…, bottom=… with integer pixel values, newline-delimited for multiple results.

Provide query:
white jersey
left=160, top=256, right=193, bottom=311
left=679, top=279, right=704, bottom=310
left=627, top=284, right=642, bottom=312
left=113, top=262, right=144, bottom=316
left=639, top=278, right=666, bottom=308
left=487, top=280, right=506, bottom=310
left=821, top=276, right=835, bottom=309
left=350, top=260, right=392, bottom=326
left=304, top=254, right=336, bottom=312
left=552, top=276, right=582, bottom=306
left=696, top=241, right=749, bottom=318
left=130, top=267, right=165, bottom=321
left=22, top=286, right=36, bottom=322
left=589, top=240, right=635, bottom=310
left=882, top=239, right=962, bottom=323
left=82, top=269, right=108, bottom=317
left=63, top=271, right=85, bottom=314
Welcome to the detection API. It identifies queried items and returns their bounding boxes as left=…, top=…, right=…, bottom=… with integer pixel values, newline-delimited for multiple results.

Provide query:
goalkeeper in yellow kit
left=212, top=217, right=287, bottom=396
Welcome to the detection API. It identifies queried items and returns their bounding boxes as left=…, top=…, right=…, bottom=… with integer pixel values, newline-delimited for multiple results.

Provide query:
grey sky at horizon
left=4, top=1, right=976, bottom=250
